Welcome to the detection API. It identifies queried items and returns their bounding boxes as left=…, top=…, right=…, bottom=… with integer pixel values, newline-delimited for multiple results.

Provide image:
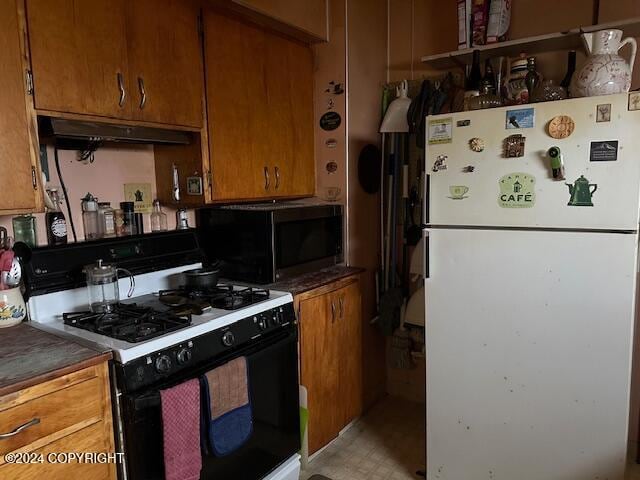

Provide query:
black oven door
left=119, top=328, right=300, bottom=480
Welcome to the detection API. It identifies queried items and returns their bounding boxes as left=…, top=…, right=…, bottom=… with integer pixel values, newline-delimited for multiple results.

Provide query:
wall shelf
left=420, top=17, right=640, bottom=70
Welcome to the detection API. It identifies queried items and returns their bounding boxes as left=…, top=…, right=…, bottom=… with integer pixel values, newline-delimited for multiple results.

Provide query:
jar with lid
left=119, top=201, right=135, bottom=236
left=504, top=55, right=529, bottom=104
left=114, top=209, right=126, bottom=237
left=98, top=202, right=116, bottom=238
left=150, top=200, right=168, bottom=232
left=12, top=215, right=37, bottom=248
left=81, top=193, right=100, bottom=241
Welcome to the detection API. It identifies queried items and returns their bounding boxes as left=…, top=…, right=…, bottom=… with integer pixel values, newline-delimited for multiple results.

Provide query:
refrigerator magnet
left=498, top=173, right=536, bottom=208
left=504, top=134, right=526, bottom=158
left=320, top=111, right=341, bottom=131
left=506, top=108, right=535, bottom=129
left=589, top=141, right=618, bottom=162
left=566, top=175, right=597, bottom=206
left=457, top=119, right=471, bottom=127
left=596, top=104, right=611, bottom=122
left=469, top=137, right=485, bottom=152
left=448, top=185, right=469, bottom=200
left=629, top=92, right=640, bottom=111
left=432, top=155, right=448, bottom=172
left=548, top=115, right=575, bottom=139
left=428, top=118, right=453, bottom=144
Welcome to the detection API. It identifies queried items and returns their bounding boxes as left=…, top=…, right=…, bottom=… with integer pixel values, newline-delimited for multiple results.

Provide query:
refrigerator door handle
left=424, top=231, right=430, bottom=279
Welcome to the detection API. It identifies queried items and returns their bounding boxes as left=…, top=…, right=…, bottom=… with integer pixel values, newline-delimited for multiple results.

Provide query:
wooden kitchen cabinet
left=0, top=0, right=43, bottom=214
left=26, top=0, right=204, bottom=128
left=203, top=10, right=315, bottom=202
left=26, top=0, right=132, bottom=119
left=298, top=276, right=363, bottom=454
left=125, top=0, right=204, bottom=128
left=231, top=0, right=328, bottom=41
left=0, top=362, right=116, bottom=480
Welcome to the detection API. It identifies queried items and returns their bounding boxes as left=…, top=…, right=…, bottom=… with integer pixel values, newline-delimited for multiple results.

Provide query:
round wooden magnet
left=548, top=115, right=575, bottom=139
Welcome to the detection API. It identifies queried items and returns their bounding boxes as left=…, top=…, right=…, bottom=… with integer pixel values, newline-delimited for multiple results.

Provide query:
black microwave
left=196, top=203, right=343, bottom=284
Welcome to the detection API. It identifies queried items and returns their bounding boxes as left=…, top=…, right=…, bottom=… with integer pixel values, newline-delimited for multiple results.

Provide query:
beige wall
left=0, top=146, right=194, bottom=245
left=346, top=0, right=388, bottom=409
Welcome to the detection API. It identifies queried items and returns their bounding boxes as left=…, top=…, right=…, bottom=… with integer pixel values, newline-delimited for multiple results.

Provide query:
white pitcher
left=573, top=29, right=637, bottom=97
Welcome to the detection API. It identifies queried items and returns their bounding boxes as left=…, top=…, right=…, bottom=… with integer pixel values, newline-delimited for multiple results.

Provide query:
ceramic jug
left=0, top=287, right=26, bottom=328
left=573, top=29, right=637, bottom=97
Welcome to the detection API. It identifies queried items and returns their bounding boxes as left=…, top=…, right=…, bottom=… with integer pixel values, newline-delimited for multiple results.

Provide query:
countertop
left=0, top=323, right=112, bottom=397
left=268, top=265, right=365, bottom=297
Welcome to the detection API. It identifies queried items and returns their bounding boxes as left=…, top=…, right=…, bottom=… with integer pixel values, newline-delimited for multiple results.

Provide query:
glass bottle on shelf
left=150, top=200, right=168, bottom=232
left=483, top=58, right=497, bottom=94
left=466, top=49, right=482, bottom=91
left=46, top=188, right=67, bottom=246
left=98, top=202, right=116, bottom=238
left=524, top=56, right=541, bottom=100
left=81, top=193, right=100, bottom=241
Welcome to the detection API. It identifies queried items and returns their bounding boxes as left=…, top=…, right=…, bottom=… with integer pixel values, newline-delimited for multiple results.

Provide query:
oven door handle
left=133, top=394, right=161, bottom=411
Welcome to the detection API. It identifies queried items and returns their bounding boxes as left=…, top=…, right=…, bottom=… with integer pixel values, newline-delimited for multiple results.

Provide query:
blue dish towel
left=201, top=357, right=253, bottom=456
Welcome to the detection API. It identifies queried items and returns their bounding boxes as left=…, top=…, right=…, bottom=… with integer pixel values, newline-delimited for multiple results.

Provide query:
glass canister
left=120, top=202, right=135, bottom=236
left=98, top=202, right=116, bottom=238
left=83, top=259, right=135, bottom=313
left=12, top=215, right=37, bottom=248
left=81, top=193, right=100, bottom=241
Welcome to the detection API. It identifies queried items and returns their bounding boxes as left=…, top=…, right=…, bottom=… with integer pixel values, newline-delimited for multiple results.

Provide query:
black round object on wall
left=358, top=144, right=381, bottom=194
left=319, top=111, right=341, bottom=131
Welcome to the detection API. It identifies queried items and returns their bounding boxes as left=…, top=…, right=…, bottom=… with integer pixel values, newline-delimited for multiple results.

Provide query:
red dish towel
left=160, top=378, right=202, bottom=480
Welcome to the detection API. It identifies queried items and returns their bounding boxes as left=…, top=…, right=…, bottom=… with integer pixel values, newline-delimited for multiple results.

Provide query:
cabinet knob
left=274, top=166, right=280, bottom=190
left=264, top=166, right=270, bottom=190
left=138, top=77, right=147, bottom=109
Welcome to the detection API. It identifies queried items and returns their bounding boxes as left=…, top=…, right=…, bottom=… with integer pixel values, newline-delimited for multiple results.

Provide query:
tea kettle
left=83, top=259, right=135, bottom=313
left=566, top=175, right=597, bottom=207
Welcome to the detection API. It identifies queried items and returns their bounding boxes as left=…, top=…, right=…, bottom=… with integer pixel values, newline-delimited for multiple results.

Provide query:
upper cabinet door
left=204, top=11, right=268, bottom=201
left=125, top=0, right=204, bottom=128
left=0, top=0, right=40, bottom=213
left=26, top=0, right=131, bottom=119
left=264, top=34, right=315, bottom=197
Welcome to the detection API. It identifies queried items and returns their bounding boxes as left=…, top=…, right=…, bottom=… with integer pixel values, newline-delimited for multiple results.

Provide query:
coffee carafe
left=83, top=259, right=135, bottom=313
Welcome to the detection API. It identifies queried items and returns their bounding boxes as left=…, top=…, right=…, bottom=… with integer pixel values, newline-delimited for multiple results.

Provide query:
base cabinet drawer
left=0, top=376, right=103, bottom=455
left=0, top=422, right=114, bottom=480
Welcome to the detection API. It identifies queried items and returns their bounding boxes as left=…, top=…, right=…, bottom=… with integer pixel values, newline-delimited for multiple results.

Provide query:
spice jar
left=81, top=193, right=100, bottom=241
left=150, top=200, right=168, bottom=232
left=98, top=202, right=116, bottom=238
left=114, top=209, right=125, bottom=237
left=119, top=202, right=135, bottom=236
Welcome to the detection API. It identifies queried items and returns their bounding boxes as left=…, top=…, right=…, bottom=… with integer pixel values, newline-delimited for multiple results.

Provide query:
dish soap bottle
left=46, top=188, right=67, bottom=246
left=150, top=200, right=168, bottom=232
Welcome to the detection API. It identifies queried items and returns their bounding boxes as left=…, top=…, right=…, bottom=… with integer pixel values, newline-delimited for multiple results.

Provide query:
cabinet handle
left=264, top=166, right=270, bottom=190
left=338, top=296, right=344, bottom=319
left=138, top=77, right=146, bottom=109
left=0, top=418, right=40, bottom=439
left=117, top=72, right=126, bottom=107
left=331, top=301, right=336, bottom=323
left=274, top=166, right=280, bottom=190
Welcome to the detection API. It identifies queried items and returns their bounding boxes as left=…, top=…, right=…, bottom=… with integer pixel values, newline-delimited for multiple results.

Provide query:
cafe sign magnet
left=498, top=173, right=536, bottom=209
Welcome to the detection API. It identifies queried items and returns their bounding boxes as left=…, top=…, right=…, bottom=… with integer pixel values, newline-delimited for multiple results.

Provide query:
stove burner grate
left=158, top=284, right=270, bottom=311
left=63, top=303, right=191, bottom=343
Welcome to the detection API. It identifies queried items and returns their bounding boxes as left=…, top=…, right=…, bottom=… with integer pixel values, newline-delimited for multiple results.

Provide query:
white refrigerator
left=423, top=93, right=640, bottom=479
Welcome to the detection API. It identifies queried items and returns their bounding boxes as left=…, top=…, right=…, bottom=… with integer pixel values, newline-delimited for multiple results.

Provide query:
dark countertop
left=0, top=323, right=112, bottom=397
left=268, top=265, right=365, bottom=297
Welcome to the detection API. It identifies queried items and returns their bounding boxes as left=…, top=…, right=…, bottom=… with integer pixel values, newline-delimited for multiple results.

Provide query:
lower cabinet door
left=337, top=281, right=363, bottom=429
left=300, top=291, right=340, bottom=454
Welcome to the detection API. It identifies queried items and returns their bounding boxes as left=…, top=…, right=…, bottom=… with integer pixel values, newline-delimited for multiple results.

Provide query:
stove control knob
left=222, top=331, right=235, bottom=347
left=176, top=348, right=192, bottom=365
left=155, top=354, right=172, bottom=374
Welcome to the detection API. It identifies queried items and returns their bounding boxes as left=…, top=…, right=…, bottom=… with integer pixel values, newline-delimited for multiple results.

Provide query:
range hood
left=38, top=116, right=192, bottom=147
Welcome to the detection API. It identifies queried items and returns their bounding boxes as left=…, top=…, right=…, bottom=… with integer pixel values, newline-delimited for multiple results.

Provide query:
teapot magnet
left=566, top=175, right=597, bottom=206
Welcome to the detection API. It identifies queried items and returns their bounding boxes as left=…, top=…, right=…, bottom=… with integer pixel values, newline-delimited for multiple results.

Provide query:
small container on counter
left=135, top=213, right=144, bottom=235
left=98, top=202, right=116, bottom=238
left=120, top=202, right=135, bottom=236
left=114, top=209, right=126, bottom=237
left=81, top=193, right=100, bottom=241
left=12, top=214, right=37, bottom=248
left=176, top=208, right=189, bottom=230
left=45, top=189, right=67, bottom=246
left=150, top=200, right=168, bottom=232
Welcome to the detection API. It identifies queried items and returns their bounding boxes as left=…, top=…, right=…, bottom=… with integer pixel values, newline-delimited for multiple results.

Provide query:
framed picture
left=187, top=176, right=204, bottom=196
left=123, top=183, right=152, bottom=213
left=596, top=103, right=611, bottom=122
